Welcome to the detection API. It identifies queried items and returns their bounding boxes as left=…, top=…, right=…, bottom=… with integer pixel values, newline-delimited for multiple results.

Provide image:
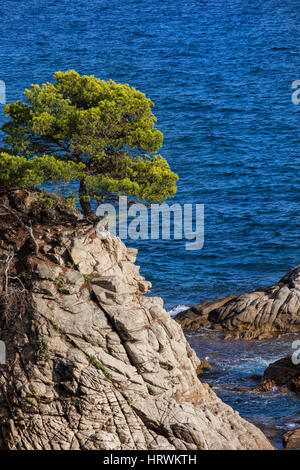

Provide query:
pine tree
left=1, top=70, right=178, bottom=220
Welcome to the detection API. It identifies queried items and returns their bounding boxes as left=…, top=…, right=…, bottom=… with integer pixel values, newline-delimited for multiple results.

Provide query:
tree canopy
left=0, top=70, right=178, bottom=220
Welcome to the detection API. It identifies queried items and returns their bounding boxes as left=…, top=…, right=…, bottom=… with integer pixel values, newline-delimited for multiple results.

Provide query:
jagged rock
left=255, top=357, right=300, bottom=394
left=175, top=267, right=300, bottom=339
left=5, top=189, right=83, bottom=225
left=176, top=295, right=238, bottom=330
left=282, top=428, right=300, bottom=450
left=0, top=191, right=273, bottom=450
left=196, top=360, right=212, bottom=375
left=253, top=380, right=277, bottom=393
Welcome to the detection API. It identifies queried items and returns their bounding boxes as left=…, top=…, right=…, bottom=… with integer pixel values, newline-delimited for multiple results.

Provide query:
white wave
left=168, top=304, right=190, bottom=317
left=285, top=421, right=300, bottom=429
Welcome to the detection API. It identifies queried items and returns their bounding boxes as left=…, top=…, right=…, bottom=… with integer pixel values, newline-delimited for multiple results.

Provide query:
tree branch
left=0, top=204, right=39, bottom=256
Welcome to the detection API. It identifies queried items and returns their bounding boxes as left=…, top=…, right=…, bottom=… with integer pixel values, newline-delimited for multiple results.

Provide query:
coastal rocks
left=175, top=295, right=238, bottom=330
left=253, top=380, right=277, bottom=393
left=175, top=266, right=300, bottom=339
left=0, top=191, right=273, bottom=450
left=254, top=357, right=300, bottom=394
left=196, top=359, right=212, bottom=375
left=283, top=428, right=300, bottom=450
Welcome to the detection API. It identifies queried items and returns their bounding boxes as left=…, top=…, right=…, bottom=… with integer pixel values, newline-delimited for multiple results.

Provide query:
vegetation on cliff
left=0, top=70, right=178, bottom=220
left=0, top=190, right=273, bottom=450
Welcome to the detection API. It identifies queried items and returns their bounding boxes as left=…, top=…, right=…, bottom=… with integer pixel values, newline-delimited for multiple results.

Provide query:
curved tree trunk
left=79, top=179, right=98, bottom=223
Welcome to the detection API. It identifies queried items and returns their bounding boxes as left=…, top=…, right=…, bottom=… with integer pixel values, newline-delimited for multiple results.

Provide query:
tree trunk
left=79, top=179, right=98, bottom=223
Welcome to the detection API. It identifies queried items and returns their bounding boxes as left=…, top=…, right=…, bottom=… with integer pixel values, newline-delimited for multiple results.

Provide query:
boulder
left=255, top=357, right=300, bottom=394
left=175, top=267, right=300, bottom=339
left=283, top=428, right=300, bottom=450
left=196, top=360, right=212, bottom=375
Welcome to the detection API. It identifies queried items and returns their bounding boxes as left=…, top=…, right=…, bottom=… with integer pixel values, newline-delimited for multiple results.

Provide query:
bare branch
left=1, top=249, right=28, bottom=326
left=7, top=276, right=25, bottom=292
left=0, top=204, right=39, bottom=256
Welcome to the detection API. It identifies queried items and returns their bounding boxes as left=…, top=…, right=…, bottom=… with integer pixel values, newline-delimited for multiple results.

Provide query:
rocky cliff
left=0, top=190, right=273, bottom=450
left=254, top=356, right=300, bottom=394
left=176, top=267, right=300, bottom=339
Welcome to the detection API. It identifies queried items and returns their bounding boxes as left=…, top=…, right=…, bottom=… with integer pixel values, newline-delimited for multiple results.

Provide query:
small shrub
left=71, top=396, right=80, bottom=406
left=48, top=318, right=65, bottom=334
left=89, top=355, right=112, bottom=381
left=35, top=337, right=50, bottom=362
left=13, top=437, right=20, bottom=448
left=54, top=277, right=65, bottom=287
left=83, top=274, right=92, bottom=283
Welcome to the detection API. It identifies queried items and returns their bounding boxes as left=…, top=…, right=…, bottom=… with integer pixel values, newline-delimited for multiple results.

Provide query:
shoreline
left=185, top=328, right=300, bottom=449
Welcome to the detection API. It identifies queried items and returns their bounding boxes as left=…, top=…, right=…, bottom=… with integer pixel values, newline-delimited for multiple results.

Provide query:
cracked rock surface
left=176, top=267, right=300, bottom=339
left=0, top=190, right=273, bottom=450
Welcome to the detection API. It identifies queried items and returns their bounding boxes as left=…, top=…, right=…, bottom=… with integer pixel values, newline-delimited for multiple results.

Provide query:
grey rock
left=0, top=192, right=273, bottom=450
left=176, top=266, right=300, bottom=339
left=255, top=356, right=300, bottom=394
left=282, top=428, right=300, bottom=450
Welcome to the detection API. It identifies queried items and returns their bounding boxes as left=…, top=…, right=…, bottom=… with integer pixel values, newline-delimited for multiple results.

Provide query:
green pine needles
left=0, top=70, right=178, bottom=220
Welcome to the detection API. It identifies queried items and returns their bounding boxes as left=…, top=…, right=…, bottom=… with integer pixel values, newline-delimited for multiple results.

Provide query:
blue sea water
left=1, top=0, right=299, bottom=443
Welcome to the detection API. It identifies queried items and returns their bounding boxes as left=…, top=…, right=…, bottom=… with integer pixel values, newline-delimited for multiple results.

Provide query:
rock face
left=283, top=428, right=300, bottom=450
left=254, top=357, right=300, bottom=394
left=175, top=267, right=300, bottom=339
left=0, top=191, right=273, bottom=450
